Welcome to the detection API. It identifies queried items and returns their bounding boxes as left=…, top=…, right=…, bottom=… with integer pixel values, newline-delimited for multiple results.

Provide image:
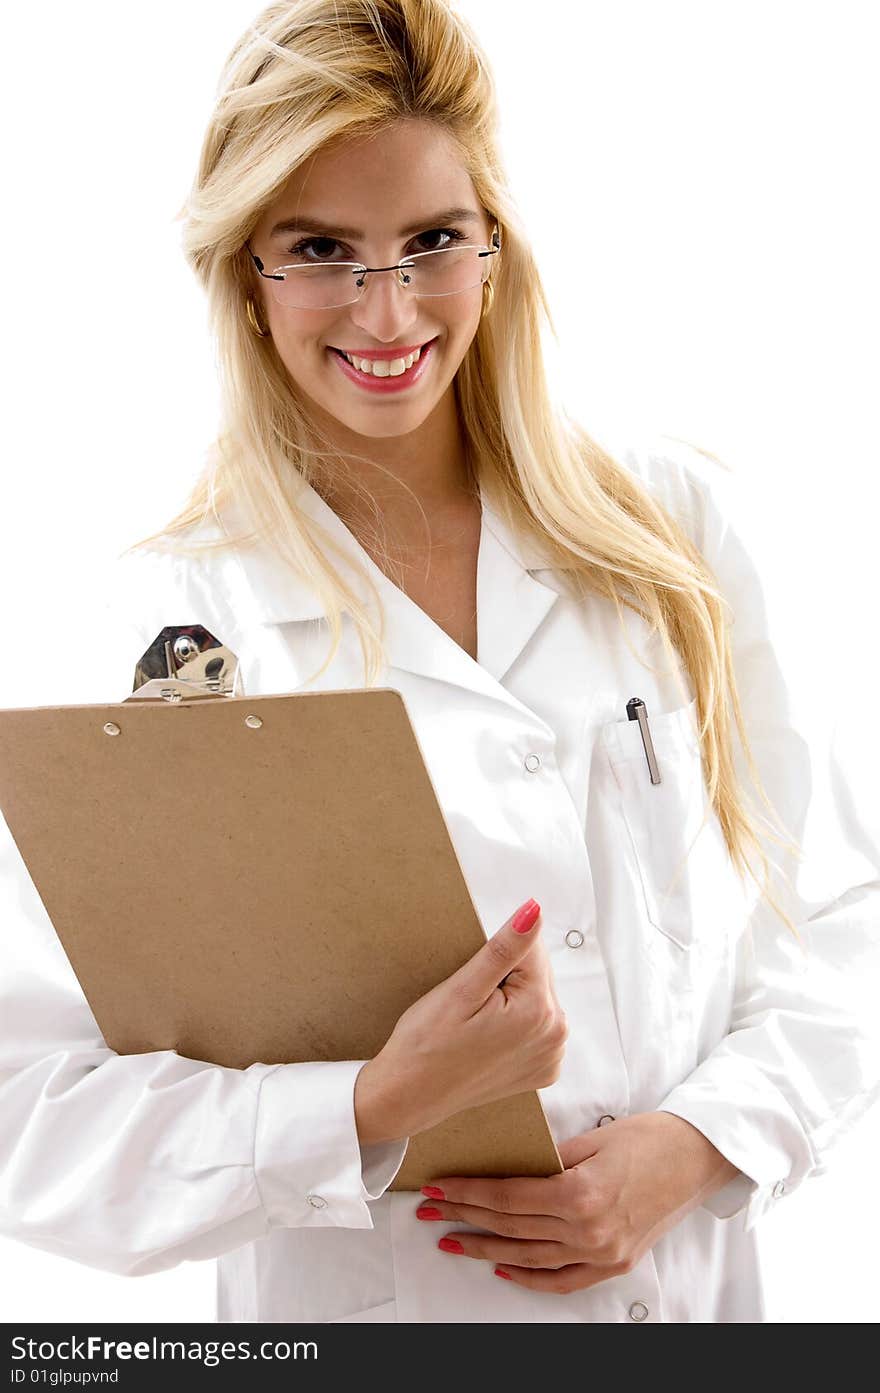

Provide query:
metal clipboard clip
left=123, top=625, right=244, bottom=703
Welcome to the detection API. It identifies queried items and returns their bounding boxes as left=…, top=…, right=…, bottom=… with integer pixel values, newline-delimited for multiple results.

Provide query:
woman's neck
left=306, top=396, right=477, bottom=546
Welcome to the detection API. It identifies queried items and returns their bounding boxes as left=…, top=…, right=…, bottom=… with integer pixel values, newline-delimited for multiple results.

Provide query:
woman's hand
left=414, top=1112, right=741, bottom=1293
left=355, top=898, right=568, bottom=1145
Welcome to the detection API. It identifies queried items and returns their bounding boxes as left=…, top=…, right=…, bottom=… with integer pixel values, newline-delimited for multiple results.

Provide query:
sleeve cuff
left=252, top=1059, right=407, bottom=1229
left=655, top=1054, right=820, bottom=1232
left=360, top=1137, right=410, bottom=1199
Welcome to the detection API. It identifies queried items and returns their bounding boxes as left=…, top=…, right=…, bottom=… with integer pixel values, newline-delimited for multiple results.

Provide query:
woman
left=1, top=0, right=877, bottom=1323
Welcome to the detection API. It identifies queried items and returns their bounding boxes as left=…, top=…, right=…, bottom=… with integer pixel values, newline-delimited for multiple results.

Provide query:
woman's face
left=248, top=120, right=492, bottom=444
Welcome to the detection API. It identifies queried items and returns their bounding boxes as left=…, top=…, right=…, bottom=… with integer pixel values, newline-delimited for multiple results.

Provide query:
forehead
left=257, top=119, right=483, bottom=238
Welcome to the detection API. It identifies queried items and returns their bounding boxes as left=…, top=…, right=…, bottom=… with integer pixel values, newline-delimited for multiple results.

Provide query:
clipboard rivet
left=103, top=722, right=121, bottom=736
left=244, top=714, right=263, bottom=729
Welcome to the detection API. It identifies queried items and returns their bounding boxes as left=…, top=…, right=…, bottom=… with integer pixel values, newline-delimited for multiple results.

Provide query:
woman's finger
left=492, top=1261, right=624, bottom=1294
left=415, top=1199, right=567, bottom=1241
left=435, top=1232, right=581, bottom=1270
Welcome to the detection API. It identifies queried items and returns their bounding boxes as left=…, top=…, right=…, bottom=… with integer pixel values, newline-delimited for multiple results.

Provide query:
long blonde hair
left=129, top=0, right=803, bottom=939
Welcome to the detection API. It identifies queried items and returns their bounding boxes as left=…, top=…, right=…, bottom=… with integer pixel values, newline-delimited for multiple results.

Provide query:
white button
left=564, top=928, right=585, bottom=948
left=772, top=1180, right=786, bottom=1199
left=597, top=1114, right=615, bottom=1127
left=523, top=753, right=542, bottom=772
left=629, top=1300, right=649, bottom=1322
left=307, top=1194, right=328, bottom=1209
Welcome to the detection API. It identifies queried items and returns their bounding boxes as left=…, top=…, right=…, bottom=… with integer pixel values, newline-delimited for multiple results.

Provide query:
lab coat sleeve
left=0, top=545, right=408, bottom=1278
left=626, top=438, right=880, bottom=1233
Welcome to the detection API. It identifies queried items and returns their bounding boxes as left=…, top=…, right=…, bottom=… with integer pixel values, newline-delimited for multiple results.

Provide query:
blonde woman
left=1, top=0, right=877, bottom=1324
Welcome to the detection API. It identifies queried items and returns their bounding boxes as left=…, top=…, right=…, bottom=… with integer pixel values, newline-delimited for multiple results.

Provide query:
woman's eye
left=284, top=226, right=468, bottom=262
left=285, top=235, right=340, bottom=261
left=413, top=226, right=467, bottom=253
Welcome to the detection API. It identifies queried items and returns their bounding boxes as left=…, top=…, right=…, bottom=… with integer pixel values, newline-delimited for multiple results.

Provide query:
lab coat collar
left=220, top=473, right=562, bottom=690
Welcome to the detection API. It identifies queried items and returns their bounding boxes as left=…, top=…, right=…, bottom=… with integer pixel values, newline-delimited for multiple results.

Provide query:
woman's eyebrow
left=269, top=207, right=481, bottom=240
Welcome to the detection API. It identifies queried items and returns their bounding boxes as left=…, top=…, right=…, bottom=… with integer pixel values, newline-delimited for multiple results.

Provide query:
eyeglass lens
left=267, top=245, right=491, bottom=310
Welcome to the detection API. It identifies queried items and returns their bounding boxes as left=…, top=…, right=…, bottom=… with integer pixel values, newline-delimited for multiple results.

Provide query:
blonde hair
left=129, top=0, right=804, bottom=940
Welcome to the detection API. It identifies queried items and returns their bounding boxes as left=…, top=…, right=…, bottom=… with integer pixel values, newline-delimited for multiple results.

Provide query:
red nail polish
left=421, top=1185, right=445, bottom=1199
left=494, top=1268, right=512, bottom=1279
left=438, top=1237, right=464, bottom=1254
left=512, top=899, right=540, bottom=933
left=416, top=1206, right=443, bottom=1220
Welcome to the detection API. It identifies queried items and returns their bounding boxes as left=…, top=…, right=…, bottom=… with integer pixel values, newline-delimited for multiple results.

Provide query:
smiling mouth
left=328, top=336, right=437, bottom=358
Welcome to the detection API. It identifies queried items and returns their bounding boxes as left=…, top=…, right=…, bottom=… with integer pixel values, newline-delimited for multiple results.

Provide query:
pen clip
left=626, top=697, right=661, bottom=784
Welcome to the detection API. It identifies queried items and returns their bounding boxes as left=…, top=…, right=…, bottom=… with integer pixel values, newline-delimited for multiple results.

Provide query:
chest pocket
left=601, top=697, right=729, bottom=951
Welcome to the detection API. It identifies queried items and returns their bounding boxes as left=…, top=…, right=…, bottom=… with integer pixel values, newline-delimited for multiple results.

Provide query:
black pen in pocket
left=626, top=697, right=662, bottom=784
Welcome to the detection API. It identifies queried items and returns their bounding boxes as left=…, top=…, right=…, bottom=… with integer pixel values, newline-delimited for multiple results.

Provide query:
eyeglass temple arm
left=247, top=244, right=284, bottom=281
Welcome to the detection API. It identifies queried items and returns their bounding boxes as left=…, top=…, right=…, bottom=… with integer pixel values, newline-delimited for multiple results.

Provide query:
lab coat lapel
left=226, top=475, right=561, bottom=708
left=475, top=495, right=561, bottom=683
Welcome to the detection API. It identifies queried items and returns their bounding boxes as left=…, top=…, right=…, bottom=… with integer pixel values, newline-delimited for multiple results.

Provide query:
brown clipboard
left=0, top=686, right=562, bottom=1191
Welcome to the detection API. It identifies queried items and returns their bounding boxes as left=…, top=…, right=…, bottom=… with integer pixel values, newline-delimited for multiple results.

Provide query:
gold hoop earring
left=246, top=296, right=270, bottom=337
left=481, top=278, right=495, bottom=316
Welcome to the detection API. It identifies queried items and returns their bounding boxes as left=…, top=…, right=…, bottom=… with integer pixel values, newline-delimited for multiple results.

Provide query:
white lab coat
left=1, top=436, right=878, bottom=1323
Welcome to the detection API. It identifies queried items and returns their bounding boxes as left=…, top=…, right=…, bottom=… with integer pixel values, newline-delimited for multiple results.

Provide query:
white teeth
left=340, top=345, right=423, bottom=376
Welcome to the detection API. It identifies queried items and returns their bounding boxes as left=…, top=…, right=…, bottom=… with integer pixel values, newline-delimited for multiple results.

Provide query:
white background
left=1, top=0, right=878, bottom=1322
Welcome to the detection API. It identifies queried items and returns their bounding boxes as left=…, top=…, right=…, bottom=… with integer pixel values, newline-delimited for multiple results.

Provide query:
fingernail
left=513, top=899, right=540, bottom=933
left=421, top=1185, right=446, bottom=1199
left=416, top=1206, right=443, bottom=1220
left=494, top=1267, right=512, bottom=1279
left=438, top=1237, right=464, bottom=1254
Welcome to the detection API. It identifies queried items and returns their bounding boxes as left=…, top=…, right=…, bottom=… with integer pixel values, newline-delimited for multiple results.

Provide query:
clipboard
left=0, top=623, right=562, bottom=1191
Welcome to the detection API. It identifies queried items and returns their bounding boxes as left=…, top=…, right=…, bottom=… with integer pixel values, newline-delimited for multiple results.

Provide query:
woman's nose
left=346, top=269, right=422, bottom=338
